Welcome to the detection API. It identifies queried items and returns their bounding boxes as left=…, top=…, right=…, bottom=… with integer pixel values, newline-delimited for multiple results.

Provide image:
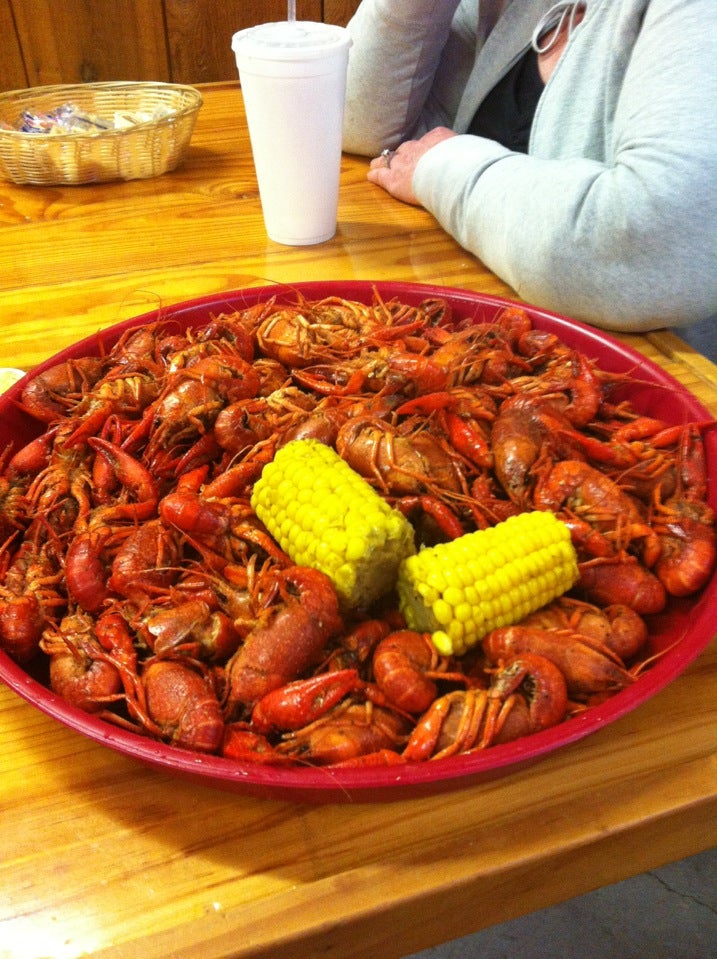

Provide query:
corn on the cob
left=251, top=438, right=416, bottom=609
left=397, top=511, right=579, bottom=656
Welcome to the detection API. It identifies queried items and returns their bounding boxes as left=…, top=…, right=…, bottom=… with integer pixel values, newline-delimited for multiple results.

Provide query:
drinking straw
left=287, top=0, right=296, bottom=21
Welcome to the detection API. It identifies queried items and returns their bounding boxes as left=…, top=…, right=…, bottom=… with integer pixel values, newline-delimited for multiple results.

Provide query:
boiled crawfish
left=0, top=291, right=713, bottom=769
left=403, top=653, right=568, bottom=760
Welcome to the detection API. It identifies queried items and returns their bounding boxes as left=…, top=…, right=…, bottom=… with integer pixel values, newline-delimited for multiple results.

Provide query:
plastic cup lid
left=232, top=20, right=351, bottom=60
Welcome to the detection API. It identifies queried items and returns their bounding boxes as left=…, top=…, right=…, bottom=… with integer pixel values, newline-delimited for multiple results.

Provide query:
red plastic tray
left=1, top=281, right=715, bottom=803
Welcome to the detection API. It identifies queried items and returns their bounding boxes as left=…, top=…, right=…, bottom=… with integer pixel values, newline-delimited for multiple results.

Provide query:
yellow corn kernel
left=251, top=438, right=416, bottom=609
left=397, top=511, right=579, bottom=656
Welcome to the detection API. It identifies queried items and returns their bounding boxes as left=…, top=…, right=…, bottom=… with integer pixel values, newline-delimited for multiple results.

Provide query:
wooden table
left=1, top=82, right=715, bottom=959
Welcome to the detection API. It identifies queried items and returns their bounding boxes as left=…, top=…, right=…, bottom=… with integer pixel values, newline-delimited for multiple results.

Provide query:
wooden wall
left=0, top=0, right=362, bottom=91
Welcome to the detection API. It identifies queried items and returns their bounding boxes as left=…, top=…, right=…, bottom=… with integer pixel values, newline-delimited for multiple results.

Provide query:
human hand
left=367, top=127, right=457, bottom=205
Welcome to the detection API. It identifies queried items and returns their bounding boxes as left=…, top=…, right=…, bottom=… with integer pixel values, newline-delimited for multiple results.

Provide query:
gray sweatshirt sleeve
left=413, top=0, right=717, bottom=331
left=342, top=0, right=468, bottom=155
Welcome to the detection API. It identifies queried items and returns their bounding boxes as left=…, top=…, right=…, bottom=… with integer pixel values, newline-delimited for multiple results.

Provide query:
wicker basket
left=0, top=81, right=203, bottom=186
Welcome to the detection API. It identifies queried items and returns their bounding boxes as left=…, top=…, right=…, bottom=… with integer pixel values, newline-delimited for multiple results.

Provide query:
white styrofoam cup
left=232, top=21, right=352, bottom=246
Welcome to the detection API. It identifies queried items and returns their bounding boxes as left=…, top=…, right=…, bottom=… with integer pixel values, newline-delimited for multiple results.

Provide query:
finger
left=371, top=148, right=398, bottom=170
left=367, top=166, right=386, bottom=185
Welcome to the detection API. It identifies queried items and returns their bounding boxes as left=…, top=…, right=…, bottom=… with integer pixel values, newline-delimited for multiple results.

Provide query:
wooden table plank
left=0, top=82, right=508, bottom=371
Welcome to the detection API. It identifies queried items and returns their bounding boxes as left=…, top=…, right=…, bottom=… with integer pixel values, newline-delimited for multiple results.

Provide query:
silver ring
left=381, top=148, right=395, bottom=168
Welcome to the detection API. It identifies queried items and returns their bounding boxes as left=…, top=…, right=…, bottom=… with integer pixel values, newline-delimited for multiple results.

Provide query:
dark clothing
left=468, top=48, right=544, bottom=153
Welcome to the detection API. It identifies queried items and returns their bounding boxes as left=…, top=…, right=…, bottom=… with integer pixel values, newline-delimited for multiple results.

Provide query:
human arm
left=342, top=0, right=470, bottom=156
left=367, top=127, right=457, bottom=204
left=409, top=0, right=717, bottom=331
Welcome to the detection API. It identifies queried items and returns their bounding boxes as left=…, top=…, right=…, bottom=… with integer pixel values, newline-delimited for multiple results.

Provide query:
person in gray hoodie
left=342, top=0, right=717, bottom=354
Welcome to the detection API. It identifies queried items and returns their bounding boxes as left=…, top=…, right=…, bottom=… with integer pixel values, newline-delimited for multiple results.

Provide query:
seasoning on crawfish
left=0, top=292, right=714, bottom=767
